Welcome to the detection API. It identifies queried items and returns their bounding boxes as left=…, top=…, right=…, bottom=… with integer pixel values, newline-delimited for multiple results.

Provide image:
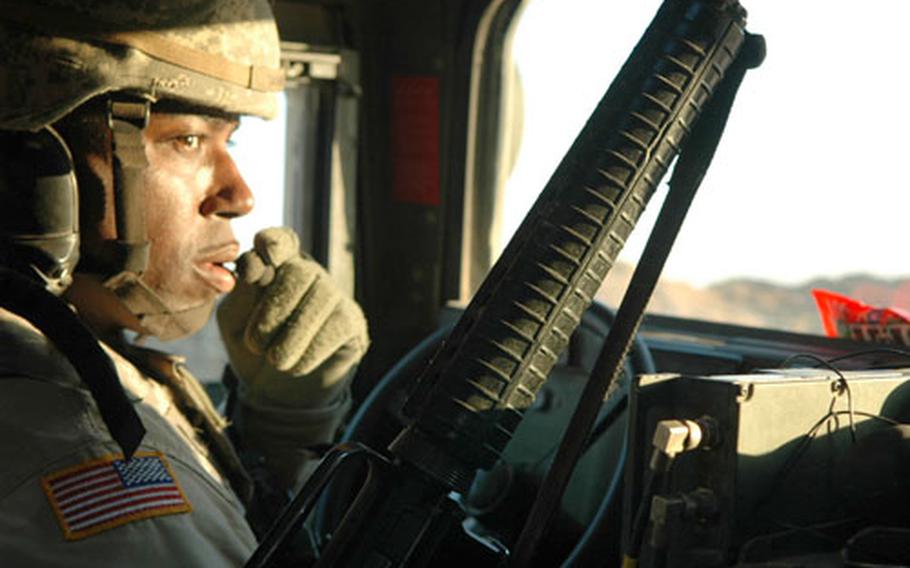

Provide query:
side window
left=231, top=95, right=289, bottom=255
left=499, top=0, right=910, bottom=336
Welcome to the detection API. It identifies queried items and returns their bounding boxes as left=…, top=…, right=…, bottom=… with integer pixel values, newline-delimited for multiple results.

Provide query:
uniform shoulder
left=0, top=307, right=105, bottom=496
left=0, top=306, right=82, bottom=385
left=0, top=375, right=105, bottom=498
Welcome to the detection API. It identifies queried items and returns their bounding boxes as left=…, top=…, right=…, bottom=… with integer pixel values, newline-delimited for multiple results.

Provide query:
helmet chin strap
left=105, top=270, right=216, bottom=341
left=101, top=98, right=211, bottom=341
left=106, top=99, right=151, bottom=274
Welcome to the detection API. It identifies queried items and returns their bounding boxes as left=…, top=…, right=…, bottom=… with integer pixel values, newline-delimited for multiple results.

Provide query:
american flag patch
left=42, top=451, right=192, bottom=540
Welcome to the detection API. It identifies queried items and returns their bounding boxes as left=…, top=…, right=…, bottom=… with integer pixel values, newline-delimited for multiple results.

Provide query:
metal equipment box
left=623, top=368, right=910, bottom=566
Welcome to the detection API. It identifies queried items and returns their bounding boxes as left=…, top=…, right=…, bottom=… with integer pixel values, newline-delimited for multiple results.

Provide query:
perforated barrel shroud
left=393, top=0, right=748, bottom=486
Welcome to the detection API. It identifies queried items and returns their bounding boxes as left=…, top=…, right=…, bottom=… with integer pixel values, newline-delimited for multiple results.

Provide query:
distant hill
left=595, top=263, right=910, bottom=334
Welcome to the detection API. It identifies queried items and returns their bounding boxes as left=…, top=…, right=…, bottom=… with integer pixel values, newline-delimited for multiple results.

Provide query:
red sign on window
left=391, top=75, right=441, bottom=206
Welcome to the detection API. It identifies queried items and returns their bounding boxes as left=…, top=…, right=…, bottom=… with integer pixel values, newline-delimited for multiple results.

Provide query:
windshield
left=501, top=0, right=910, bottom=335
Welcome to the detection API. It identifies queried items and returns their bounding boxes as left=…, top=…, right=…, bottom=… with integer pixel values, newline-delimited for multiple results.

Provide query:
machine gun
left=247, top=1, right=760, bottom=565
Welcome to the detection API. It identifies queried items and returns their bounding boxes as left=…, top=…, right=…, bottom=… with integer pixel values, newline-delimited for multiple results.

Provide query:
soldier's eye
left=174, top=135, right=202, bottom=151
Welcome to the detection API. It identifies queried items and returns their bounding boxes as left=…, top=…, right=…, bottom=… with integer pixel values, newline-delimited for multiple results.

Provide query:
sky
left=504, top=0, right=910, bottom=287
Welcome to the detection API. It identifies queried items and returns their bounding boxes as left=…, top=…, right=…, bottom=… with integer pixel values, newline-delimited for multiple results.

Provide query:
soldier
left=0, top=0, right=368, bottom=564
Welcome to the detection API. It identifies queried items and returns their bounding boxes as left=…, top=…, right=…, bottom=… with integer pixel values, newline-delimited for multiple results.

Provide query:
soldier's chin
left=137, top=298, right=215, bottom=341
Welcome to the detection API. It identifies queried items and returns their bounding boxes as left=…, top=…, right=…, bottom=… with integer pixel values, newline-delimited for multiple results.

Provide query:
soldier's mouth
left=194, top=243, right=240, bottom=293
left=195, top=262, right=236, bottom=293
left=222, top=261, right=237, bottom=277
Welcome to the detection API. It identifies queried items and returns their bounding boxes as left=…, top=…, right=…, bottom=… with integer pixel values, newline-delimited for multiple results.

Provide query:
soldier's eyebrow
left=152, top=99, right=239, bottom=122
left=150, top=113, right=239, bottom=135
left=200, top=115, right=240, bottom=133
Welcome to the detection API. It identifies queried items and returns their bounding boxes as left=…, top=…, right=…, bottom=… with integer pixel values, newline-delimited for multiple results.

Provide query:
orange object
left=812, top=288, right=910, bottom=344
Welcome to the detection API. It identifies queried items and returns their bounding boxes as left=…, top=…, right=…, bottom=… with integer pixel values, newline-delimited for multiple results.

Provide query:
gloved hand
left=217, top=227, right=369, bottom=409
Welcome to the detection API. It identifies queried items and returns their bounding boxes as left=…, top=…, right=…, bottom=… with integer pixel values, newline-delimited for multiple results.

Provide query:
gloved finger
left=266, top=271, right=342, bottom=372
left=284, top=297, right=367, bottom=376
left=235, top=249, right=275, bottom=286
left=219, top=250, right=276, bottom=356
left=244, top=256, right=320, bottom=354
left=253, top=227, right=300, bottom=268
left=217, top=273, right=263, bottom=340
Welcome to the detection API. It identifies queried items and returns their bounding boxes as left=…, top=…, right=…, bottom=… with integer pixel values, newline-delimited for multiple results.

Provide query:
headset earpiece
left=0, top=127, right=79, bottom=295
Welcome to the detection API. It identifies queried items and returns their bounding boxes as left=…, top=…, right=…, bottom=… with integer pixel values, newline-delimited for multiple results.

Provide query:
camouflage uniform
left=0, top=308, right=258, bottom=565
left=0, top=306, right=351, bottom=565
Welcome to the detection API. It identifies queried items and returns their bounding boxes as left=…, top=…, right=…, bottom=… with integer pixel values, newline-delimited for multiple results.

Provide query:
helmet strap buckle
left=106, top=98, right=151, bottom=131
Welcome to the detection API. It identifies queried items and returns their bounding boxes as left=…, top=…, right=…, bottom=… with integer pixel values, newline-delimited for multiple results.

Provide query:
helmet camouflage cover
left=0, top=0, right=284, bottom=131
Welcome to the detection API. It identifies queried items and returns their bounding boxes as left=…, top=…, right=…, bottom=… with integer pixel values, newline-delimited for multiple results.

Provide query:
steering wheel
left=314, top=301, right=655, bottom=565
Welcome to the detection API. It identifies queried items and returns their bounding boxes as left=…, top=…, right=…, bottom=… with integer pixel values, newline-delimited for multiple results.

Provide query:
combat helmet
left=0, top=0, right=285, bottom=337
left=0, top=0, right=284, bottom=130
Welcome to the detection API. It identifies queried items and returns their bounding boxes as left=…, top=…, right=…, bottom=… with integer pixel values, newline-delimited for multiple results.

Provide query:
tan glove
left=217, top=227, right=369, bottom=409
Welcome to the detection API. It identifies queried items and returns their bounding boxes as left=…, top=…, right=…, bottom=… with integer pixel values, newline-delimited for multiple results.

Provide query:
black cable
left=779, top=353, right=857, bottom=440
left=780, top=347, right=910, bottom=370
left=827, top=347, right=910, bottom=366
left=780, top=352, right=845, bottom=371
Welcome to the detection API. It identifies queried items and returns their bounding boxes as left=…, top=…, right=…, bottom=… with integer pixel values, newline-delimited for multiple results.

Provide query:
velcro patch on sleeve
left=41, top=451, right=192, bottom=540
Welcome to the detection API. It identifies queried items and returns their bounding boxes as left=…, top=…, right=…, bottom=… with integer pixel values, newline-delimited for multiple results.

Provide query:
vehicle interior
left=149, top=0, right=910, bottom=566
